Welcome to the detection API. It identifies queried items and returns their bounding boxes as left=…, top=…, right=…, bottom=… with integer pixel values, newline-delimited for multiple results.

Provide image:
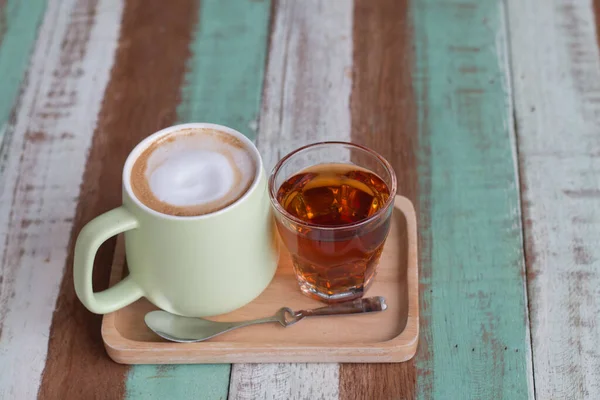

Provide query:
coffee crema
left=130, top=128, right=256, bottom=216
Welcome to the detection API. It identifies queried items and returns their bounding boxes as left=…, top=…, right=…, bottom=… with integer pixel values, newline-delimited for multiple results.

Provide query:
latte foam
left=130, top=128, right=256, bottom=216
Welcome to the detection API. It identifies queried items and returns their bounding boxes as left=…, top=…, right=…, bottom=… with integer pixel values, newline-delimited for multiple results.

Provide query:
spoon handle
left=224, top=315, right=282, bottom=330
left=285, top=296, right=387, bottom=326
left=219, top=296, right=388, bottom=330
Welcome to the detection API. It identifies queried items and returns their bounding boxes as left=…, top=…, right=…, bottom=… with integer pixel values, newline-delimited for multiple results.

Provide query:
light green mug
left=74, top=123, right=279, bottom=317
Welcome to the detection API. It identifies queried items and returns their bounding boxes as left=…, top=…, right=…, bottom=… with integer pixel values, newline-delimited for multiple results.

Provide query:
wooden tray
left=101, top=196, right=419, bottom=364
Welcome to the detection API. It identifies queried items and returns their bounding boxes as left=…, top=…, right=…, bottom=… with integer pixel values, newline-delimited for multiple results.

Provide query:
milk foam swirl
left=130, top=129, right=256, bottom=216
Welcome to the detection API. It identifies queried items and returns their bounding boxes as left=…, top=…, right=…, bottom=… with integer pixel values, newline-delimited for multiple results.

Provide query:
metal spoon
left=145, top=296, right=387, bottom=343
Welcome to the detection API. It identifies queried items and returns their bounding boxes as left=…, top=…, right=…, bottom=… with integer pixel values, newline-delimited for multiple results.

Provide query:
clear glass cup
left=268, top=142, right=397, bottom=303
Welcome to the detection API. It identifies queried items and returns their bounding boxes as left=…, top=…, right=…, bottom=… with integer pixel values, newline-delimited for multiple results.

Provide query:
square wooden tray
left=101, top=196, right=419, bottom=364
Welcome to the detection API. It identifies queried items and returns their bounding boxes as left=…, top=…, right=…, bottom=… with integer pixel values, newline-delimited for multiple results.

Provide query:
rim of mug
left=268, top=141, right=398, bottom=231
left=122, top=122, right=263, bottom=221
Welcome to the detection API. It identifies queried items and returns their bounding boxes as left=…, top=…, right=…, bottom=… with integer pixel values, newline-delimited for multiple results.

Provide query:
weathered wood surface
left=235, top=0, right=534, bottom=398
left=6, top=0, right=597, bottom=398
left=228, top=1, right=352, bottom=398
left=36, top=0, right=270, bottom=399
left=339, top=0, right=418, bottom=398
left=507, top=0, right=600, bottom=398
left=0, top=0, right=121, bottom=398
left=413, top=0, right=535, bottom=396
left=37, top=1, right=198, bottom=398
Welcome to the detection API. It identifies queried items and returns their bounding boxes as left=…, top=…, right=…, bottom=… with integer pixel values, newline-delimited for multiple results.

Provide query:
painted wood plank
left=37, top=1, right=197, bottom=399
left=228, top=0, right=353, bottom=398
left=507, top=0, right=600, bottom=398
left=0, top=0, right=123, bottom=399
left=126, top=365, right=229, bottom=400
left=411, top=0, right=534, bottom=398
left=176, top=0, right=271, bottom=139
left=339, top=0, right=418, bottom=398
left=253, top=0, right=354, bottom=172
left=125, top=0, right=271, bottom=398
left=0, top=0, right=46, bottom=141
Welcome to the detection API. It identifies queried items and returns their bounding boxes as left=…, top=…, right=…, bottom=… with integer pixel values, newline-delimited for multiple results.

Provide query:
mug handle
left=74, top=206, right=143, bottom=314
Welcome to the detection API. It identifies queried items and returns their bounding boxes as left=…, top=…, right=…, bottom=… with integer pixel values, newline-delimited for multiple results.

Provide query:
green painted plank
left=413, top=1, right=533, bottom=398
left=125, top=0, right=271, bottom=399
left=0, top=0, right=46, bottom=137
left=126, top=365, right=231, bottom=400
left=176, top=0, right=271, bottom=139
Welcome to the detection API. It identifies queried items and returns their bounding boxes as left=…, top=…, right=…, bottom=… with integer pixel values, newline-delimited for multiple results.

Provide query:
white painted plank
left=255, top=0, right=353, bottom=172
left=497, top=4, right=537, bottom=398
left=507, top=0, right=600, bottom=398
left=0, top=0, right=123, bottom=398
left=228, top=0, right=353, bottom=398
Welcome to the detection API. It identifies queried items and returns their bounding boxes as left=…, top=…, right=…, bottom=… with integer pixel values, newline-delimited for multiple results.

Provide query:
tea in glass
left=269, top=143, right=396, bottom=302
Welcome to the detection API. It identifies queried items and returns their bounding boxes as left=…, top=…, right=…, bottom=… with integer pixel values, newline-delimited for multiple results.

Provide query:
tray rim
left=101, top=195, right=419, bottom=364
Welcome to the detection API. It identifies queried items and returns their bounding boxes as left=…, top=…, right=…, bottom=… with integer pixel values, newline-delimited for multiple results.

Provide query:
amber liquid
left=275, top=163, right=392, bottom=301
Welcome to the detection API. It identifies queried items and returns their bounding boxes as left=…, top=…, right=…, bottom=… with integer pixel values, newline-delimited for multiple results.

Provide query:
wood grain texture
left=176, top=0, right=271, bottom=139
left=340, top=0, right=418, bottom=399
left=412, top=0, right=534, bottom=398
left=37, top=1, right=197, bottom=399
left=0, top=0, right=6, bottom=42
left=0, top=0, right=121, bottom=398
left=253, top=0, right=354, bottom=172
left=0, top=0, right=45, bottom=140
left=228, top=0, right=354, bottom=398
left=126, top=365, right=229, bottom=400
left=595, top=0, right=600, bottom=52
left=124, top=1, right=271, bottom=398
left=508, top=0, right=600, bottom=398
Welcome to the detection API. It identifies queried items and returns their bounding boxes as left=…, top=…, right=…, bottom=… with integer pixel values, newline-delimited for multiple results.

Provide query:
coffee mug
left=74, top=123, right=279, bottom=317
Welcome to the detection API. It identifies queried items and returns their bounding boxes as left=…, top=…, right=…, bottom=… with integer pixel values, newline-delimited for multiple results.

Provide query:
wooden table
left=0, top=0, right=598, bottom=399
